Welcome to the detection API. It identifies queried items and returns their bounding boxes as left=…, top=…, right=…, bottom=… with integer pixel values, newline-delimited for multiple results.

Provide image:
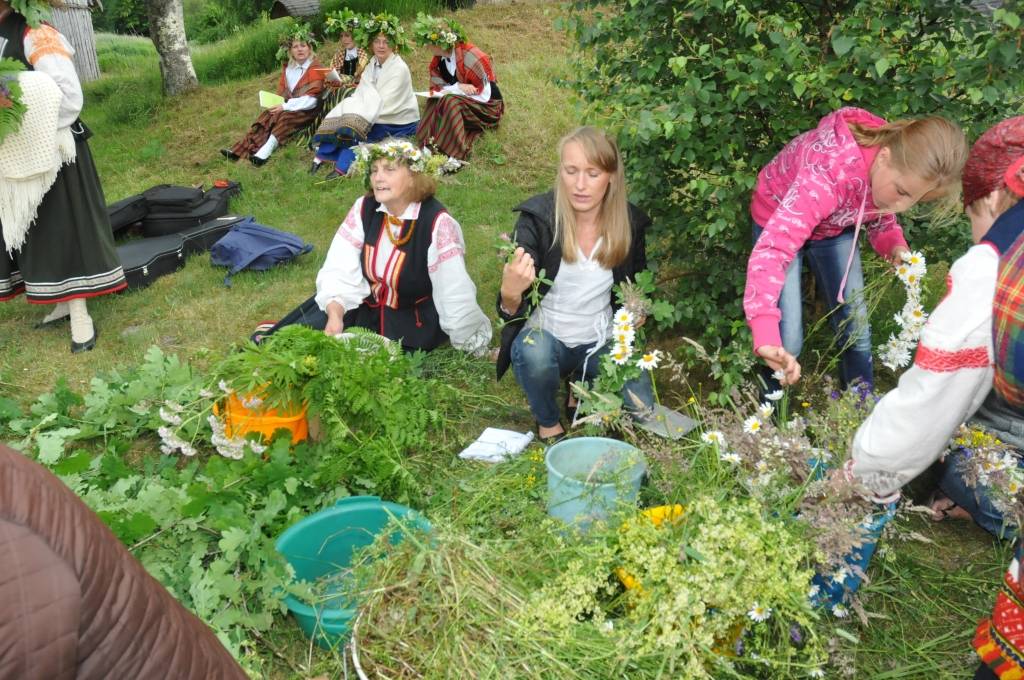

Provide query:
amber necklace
left=385, top=213, right=416, bottom=247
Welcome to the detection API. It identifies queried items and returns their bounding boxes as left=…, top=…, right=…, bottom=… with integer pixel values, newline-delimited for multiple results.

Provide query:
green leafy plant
left=561, top=0, right=1024, bottom=356
left=0, top=58, right=27, bottom=146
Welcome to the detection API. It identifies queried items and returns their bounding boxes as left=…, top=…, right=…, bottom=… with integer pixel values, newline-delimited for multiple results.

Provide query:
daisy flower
left=765, top=389, right=784, bottom=401
left=613, top=327, right=636, bottom=348
left=831, top=603, right=850, bottom=618
left=808, top=584, right=821, bottom=599
left=610, top=343, right=631, bottom=365
left=700, top=430, right=726, bottom=446
left=636, top=350, right=662, bottom=370
left=720, top=451, right=742, bottom=465
left=743, top=415, right=763, bottom=435
left=757, top=402, right=774, bottom=420
left=747, top=602, right=772, bottom=623
left=772, top=369, right=786, bottom=381
left=613, top=308, right=634, bottom=327
left=808, top=669, right=826, bottom=679
left=832, top=567, right=849, bottom=585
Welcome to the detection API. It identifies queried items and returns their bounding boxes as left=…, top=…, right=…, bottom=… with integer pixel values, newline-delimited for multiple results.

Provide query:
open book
left=258, top=90, right=285, bottom=108
left=313, top=67, right=344, bottom=84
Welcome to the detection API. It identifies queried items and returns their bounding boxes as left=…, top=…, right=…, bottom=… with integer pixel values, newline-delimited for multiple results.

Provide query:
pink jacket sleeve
left=744, top=171, right=842, bottom=350
left=865, top=213, right=909, bottom=260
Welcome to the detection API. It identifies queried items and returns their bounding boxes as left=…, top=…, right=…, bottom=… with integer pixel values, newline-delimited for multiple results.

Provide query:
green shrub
left=562, top=0, right=1024, bottom=353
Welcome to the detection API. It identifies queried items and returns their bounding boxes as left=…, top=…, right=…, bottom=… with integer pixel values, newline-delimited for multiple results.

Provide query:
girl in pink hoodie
left=744, top=108, right=967, bottom=389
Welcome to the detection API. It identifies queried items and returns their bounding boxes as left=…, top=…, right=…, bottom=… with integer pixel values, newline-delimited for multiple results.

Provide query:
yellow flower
left=801, top=401, right=811, bottom=408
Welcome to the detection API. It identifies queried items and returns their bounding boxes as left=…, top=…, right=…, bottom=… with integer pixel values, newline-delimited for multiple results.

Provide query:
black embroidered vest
left=348, top=196, right=449, bottom=351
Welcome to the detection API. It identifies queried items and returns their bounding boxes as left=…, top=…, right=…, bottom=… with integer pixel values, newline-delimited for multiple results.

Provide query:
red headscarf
left=963, top=115, right=1024, bottom=208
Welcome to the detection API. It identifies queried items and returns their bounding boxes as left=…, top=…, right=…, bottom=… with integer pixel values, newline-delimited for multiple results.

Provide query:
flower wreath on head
left=324, top=8, right=364, bottom=41
left=411, top=13, right=466, bottom=50
left=10, top=0, right=58, bottom=27
left=348, top=138, right=460, bottom=190
left=362, top=12, right=408, bottom=52
left=275, top=23, right=319, bottom=62
left=0, top=59, right=27, bottom=147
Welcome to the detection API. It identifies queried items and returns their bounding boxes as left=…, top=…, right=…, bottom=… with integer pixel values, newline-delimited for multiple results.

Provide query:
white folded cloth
left=458, top=427, right=535, bottom=464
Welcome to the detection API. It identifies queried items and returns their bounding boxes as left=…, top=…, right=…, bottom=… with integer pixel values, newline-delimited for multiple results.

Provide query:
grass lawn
left=0, top=3, right=1011, bottom=678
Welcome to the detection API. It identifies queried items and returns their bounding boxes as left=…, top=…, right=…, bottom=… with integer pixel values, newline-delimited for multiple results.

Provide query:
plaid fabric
left=428, top=42, right=496, bottom=92
left=416, top=93, right=503, bottom=160
left=232, top=61, right=325, bottom=158
left=330, top=47, right=369, bottom=89
left=994, top=207, right=1024, bottom=409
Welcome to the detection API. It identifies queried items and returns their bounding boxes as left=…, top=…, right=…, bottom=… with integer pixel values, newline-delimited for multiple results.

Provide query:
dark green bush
left=562, top=0, right=1024, bottom=351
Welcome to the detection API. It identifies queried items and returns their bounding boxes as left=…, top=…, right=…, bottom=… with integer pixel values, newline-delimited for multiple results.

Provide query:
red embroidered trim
left=914, top=344, right=991, bottom=372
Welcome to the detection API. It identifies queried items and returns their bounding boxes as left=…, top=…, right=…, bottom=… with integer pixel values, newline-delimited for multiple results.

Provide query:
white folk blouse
left=529, top=238, right=614, bottom=348
left=315, top=195, right=492, bottom=352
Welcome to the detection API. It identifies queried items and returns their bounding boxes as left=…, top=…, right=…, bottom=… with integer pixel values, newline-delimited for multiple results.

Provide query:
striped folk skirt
left=0, top=130, right=126, bottom=304
left=230, top=106, right=320, bottom=159
left=415, top=94, right=504, bottom=160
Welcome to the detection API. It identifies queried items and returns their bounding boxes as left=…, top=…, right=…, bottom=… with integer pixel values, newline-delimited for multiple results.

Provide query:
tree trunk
left=145, top=0, right=198, bottom=96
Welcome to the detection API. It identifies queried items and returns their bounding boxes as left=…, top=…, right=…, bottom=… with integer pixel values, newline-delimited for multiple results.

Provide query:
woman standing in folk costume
left=413, top=14, right=504, bottom=163
left=0, top=0, right=126, bottom=353
left=258, top=139, right=490, bottom=354
left=221, top=24, right=325, bottom=167
left=311, top=13, right=420, bottom=178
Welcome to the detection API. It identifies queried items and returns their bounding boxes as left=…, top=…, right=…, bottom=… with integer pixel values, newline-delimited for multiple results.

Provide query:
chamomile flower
left=831, top=603, right=850, bottom=618
left=720, top=451, right=742, bottom=465
left=765, top=389, right=784, bottom=401
left=701, top=430, right=726, bottom=446
left=832, top=567, right=849, bottom=584
left=614, top=327, right=636, bottom=348
left=808, top=584, right=821, bottom=599
left=610, top=343, right=631, bottom=365
left=613, top=308, right=634, bottom=327
left=636, top=350, right=662, bottom=370
left=808, top=669, right=826, bottom=678
left=772, top=369, right=786, bottom=381
left=747, top=602, right=772, bottom=622
left=743, top=415, right=763, bottom=435
left=757, top=402, right=774, bottom=420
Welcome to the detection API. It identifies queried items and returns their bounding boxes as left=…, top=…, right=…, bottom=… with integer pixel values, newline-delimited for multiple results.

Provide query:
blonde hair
left=553, top=126, right=631, bottom=268
left=850, top=116, right=968, bottom=217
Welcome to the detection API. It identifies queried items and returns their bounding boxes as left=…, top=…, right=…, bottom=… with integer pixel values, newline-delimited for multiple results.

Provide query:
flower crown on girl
left=349, top=139, right=460, bottom=189
left=362, top=12, right=408, bottom=52
left=324, top=8, right=364, bottom=41
left=275, top=23, right=319, bottom=62
left=411, top=13, right=466, bottom=50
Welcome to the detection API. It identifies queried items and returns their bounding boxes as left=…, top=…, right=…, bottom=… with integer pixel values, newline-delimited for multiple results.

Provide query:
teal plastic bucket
left=274, top=495, right=431, bottom=649
left=545, top=437, right=647, bottom=530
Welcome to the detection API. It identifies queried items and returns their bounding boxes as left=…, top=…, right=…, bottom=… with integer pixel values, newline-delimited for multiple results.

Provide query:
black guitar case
left=109, top=181, right=242, bottom=237
left=118, top=215, right=247, bottom=290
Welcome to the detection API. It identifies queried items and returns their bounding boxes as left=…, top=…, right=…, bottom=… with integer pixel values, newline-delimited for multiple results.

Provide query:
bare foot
left=538, top=423, right=565, bottom=440
left=930, top=495, right=972, bottom=522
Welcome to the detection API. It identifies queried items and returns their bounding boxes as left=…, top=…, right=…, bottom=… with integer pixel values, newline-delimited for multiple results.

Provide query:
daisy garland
left=878, top=250, right=928, bottom=371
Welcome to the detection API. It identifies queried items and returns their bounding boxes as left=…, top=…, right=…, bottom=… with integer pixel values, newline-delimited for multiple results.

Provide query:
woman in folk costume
left=0, top=0, right=126, bottom=353
left=311, top=13, right=420, bottom=178
left=220, top=24, right=325, bottom=167
left=258, top=139, right=490, bottom=354
left=300, top=8, right=368, bottom=161
left=413, top=14, right=504, bottom=162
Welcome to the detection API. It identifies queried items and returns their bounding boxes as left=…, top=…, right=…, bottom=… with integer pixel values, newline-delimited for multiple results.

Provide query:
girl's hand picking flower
left=888, top=244, right=911, bottom=265
left=756, top=345, right=801, bottom=385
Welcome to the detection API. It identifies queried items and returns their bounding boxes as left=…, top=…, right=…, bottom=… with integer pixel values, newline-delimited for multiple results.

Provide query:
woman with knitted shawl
left=0, top=0, right=126, bottom=353
left=413, top=14, right=504, bottom=162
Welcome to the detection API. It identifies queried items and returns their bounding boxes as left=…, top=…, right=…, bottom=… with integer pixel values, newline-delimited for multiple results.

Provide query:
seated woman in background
left=311, top=13, right=420, bottom=177
left=221, top=25, right=325, bottom=167
left=260, top=139, right=491, bottom=354
left=300, top=8, right=368, bottom=157
left=495, top=126, right=653, bottom=442
left=413, top=14, right=504, bottom=162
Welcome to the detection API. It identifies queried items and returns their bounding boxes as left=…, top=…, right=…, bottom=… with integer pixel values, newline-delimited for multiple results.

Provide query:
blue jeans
left=510, top=326, right=654, bottom=428
left=753, top=224, right=873, bottom=390
left=938, top=448, right=1016, bottom=539
left=314, top=121, right=419, bottom=174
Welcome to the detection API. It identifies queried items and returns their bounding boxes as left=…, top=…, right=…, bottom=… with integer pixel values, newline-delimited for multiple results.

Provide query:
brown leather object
left=0, top=443, right=248, bottom=680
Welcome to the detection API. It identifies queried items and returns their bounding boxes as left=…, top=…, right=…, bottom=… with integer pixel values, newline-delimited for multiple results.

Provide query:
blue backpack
left=210, top=217, right=313, bottom=286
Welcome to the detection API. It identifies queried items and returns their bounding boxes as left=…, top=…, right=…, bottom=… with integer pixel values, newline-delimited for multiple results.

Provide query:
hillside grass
left=0, top=3, right=1010, bottom=678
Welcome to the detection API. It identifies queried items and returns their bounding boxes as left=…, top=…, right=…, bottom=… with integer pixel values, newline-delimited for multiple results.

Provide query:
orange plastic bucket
left=214, top=392, right=309, bottom=444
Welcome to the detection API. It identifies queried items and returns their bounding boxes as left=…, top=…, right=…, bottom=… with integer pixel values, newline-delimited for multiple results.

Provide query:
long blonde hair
left=553, top=126, right=631, bottom=268
left=849, top=116, right=968, bottom=216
